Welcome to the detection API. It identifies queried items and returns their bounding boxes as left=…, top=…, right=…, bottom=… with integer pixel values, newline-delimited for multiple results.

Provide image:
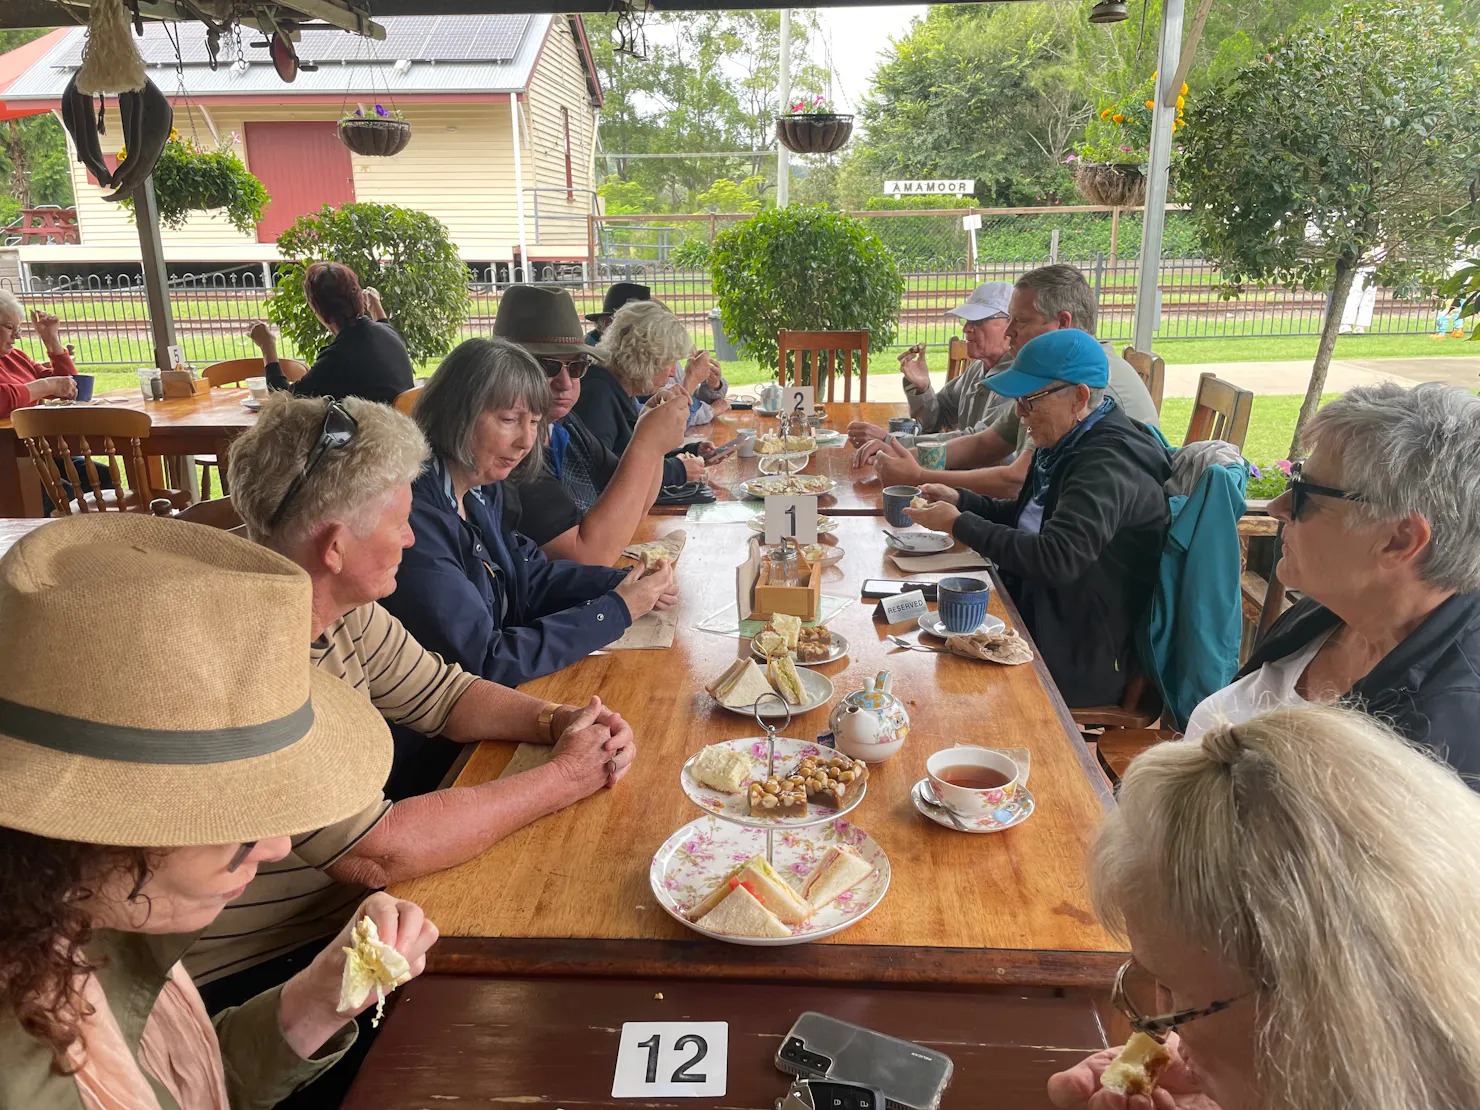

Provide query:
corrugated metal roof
left=4, top=14, right=550, bottom=99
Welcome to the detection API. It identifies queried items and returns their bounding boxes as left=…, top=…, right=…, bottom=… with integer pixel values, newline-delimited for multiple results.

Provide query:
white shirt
left=1183, top=628, right=1337, bottom=741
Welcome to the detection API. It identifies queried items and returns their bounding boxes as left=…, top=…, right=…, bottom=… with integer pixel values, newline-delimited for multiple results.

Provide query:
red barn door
left=244, top=122, right=355, bottom=243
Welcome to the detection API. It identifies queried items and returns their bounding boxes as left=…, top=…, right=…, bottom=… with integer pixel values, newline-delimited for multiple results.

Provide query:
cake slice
left=1100, top=1032, right=1173, bottom=1097
left=694, top=884, right=792, bottom=938
left=691, top=745, right=755, bottom=794
left=797, top=845, right=875, bottom=912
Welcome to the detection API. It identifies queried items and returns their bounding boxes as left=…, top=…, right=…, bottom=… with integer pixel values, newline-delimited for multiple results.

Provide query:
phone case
left=776, top=1012, right=953, bottom=1110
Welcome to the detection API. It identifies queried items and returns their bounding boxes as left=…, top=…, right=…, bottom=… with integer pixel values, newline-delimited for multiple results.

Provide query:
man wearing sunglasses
left=906, top=328, right=1171, bottom=708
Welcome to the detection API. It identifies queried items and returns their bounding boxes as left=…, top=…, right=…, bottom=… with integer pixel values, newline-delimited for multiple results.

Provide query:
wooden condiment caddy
left=736, top=536, right=820, bottom=622
left=160, top=369, right=210, bottom=398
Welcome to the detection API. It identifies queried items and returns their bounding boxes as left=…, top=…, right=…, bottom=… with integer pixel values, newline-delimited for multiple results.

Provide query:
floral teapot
left=829, top=670, right=909, bottom=762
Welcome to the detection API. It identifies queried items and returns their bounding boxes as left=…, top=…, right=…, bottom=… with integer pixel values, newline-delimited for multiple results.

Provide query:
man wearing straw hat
left=0, top=514, right=438, bottom=1107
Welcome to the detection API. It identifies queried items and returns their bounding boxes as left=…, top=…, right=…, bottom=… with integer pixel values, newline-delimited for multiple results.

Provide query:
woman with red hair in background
left=247, top=261, right=414, bottom=403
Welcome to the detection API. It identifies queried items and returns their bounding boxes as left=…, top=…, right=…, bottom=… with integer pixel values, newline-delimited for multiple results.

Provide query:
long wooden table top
left=343, top=974, right=1116, bottom=1110
left=0, top=385, right=261, bottom=436
left=391, top=515, right=1122, bottom=989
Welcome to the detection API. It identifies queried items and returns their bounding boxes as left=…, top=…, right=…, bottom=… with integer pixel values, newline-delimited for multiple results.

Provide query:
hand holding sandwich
left=634, top=387, right=690, bottom=455
left=552, top=694, right=637, bottom=794
left=614, top=557, right=679, bottom=620
left=276, top=891, right=439, bottom=1059
left=1047, top=1034, right=1217, bottom=1110
left=903, top=484, right=961, bottom=532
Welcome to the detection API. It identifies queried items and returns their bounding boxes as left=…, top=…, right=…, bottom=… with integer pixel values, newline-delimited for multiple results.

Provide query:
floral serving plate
left=739, top=475, right=837, bottom=499
left=651, top=816, right=890, bottom=946
left=679, top=736, right=866, bottom=828
left=911, top=777, right=1035, bottom=834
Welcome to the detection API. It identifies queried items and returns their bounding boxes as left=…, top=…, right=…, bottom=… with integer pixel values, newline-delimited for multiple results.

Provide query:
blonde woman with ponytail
left=1048, top=703, right=1480, bottom=1110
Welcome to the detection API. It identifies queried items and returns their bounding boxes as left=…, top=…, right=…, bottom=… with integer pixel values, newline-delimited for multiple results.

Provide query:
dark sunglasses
left=537, top=355, right=590, bottom=380
left=1015, top=382, right=1075, bottom=413
left=1287, top=460, right=1364, bottom=520
left=267, top=400, right=359, bottom=530
left=227, top=841, right=257, bottom=873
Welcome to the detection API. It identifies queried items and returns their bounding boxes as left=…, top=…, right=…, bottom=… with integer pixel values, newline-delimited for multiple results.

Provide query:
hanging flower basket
left=338, top=117, right=411, bottom=157
left=1074, top=162, right=1147, bottom=207
left=775, top=113, right=854, bottom=155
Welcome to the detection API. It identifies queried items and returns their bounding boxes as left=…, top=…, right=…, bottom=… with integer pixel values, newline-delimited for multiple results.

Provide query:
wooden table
left=343, top=975, right=1115, bottom=1110
left=390, top=515, right=1120, bottom=988
left=0, top=387, right=259, bottom=516
left=654, top=402, right=900, bottom=517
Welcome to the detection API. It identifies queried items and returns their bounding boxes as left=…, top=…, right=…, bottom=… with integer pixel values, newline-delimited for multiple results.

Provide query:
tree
left=0, top=29, right=74, bottom=226
left=1180, top=2, right=1479, bottom=456
left=695, top=176, right=764, bottom=213
left=268, top=202, right=469, bottom=361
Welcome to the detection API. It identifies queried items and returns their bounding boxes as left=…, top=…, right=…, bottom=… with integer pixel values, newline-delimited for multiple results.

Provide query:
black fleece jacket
left=951, top=405, right=1172, bottom=707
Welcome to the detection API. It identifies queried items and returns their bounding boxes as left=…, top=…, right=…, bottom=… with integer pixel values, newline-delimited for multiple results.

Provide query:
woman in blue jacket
left=382, top=337, right=678, bottom=687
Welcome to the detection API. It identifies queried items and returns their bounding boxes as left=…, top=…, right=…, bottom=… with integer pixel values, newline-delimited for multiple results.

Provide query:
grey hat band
left=0, top=696, right=315, bottom=764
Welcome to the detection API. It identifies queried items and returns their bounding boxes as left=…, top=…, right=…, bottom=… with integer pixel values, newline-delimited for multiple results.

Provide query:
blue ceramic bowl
left=938, top=575, right=991, bottom=634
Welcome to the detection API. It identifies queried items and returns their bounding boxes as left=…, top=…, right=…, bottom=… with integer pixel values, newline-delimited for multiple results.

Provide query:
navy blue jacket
left=382, top=458, right=632, bottom=687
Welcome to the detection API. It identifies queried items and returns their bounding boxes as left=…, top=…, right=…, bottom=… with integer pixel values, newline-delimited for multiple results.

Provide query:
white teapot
left=829, top=670, right=910, bottom=762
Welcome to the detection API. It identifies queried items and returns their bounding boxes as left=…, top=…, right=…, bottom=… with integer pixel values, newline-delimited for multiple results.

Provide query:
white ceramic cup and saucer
left=913, top=746, right=1035, bottom=833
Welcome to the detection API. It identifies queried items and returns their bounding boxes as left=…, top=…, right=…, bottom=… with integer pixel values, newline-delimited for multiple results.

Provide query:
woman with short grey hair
left=1184, top=381, right=1480, bottom=782
left=382, top=337, right=678, bottom=688
left=0, top=288, right=78, bottom=418
left=1049, top=703, right=1480, bottom=1110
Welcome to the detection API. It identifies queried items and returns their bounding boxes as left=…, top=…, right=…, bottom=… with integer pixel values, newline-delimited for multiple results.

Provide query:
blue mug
left=73, top=374, right=95, bottom=402
left=938, top=576, right=991, bottom=634
left=882, top=484, right=921, bottom=528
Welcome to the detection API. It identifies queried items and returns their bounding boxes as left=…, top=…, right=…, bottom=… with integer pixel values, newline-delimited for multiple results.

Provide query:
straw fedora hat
left=0, top=514, right=391, bottom=848
left=493, top=285, right=590, bottom=356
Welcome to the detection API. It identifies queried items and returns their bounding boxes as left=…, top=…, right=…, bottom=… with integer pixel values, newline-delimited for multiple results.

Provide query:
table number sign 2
left=785, top=385, right=815, bottom=418
left=612, top=1022, right=729, bottom=1097
left=765, top=495, right=819, bottom=546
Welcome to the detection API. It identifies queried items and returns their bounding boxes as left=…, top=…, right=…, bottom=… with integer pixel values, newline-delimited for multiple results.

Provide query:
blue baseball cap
left=982, top=329, right=1109, bottom=398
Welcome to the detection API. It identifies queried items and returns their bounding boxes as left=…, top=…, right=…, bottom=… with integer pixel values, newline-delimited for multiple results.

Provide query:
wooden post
left=1108, top=207, right=1121, bottom=271
left=135, top=177, right=178, bottom=372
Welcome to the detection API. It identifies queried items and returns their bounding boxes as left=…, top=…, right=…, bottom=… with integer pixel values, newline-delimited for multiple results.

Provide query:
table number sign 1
left=785, top=385, right=814, bottom=418
left=765, top=495, right=819, bottom=546
left=611, top=1022, right=729, bottom=1097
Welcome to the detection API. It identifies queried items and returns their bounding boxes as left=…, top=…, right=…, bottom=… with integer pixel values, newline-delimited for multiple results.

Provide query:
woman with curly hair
left=0, top=514, right=438, bottom=1108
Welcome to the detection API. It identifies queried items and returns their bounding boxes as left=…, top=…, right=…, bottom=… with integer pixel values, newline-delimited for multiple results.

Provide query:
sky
left=813, top=5, right=929, bottom=112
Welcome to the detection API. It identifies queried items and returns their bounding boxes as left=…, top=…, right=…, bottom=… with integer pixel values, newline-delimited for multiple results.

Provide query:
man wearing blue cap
left=907, top=328, right=1171, bottom=707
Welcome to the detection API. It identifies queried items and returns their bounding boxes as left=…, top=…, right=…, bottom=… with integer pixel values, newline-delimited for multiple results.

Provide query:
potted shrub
left=709, top=204, right=903, bottom=376
left=776, top=93, right=854, bottom=156
left=338, top=103, right=411, bottom=157
left=1069, top=75, right=1187, bottom=206
left=118, top=130, right=269, bottom=233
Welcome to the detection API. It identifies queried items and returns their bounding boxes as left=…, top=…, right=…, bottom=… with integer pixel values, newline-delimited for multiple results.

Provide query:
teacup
left=937, top=576, right=991, bottom=634
left=245, top=376, right=270, bottom=402
left=926, top=746, right=1020, bottom=816
left=916, top=442, right=947, bottom=470
left=736, top=428, right=757, bottom=458
left=882, top=485, right=920, bottom=528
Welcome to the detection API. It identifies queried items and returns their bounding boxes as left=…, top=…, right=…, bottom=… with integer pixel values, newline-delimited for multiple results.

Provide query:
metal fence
left=1, top=205, right=1445, bottom=368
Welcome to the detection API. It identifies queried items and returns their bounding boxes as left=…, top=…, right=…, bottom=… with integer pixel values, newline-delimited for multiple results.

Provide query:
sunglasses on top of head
left=537, top=355, right=590, bottom=380
left=266, top=400, right=358, bottom=530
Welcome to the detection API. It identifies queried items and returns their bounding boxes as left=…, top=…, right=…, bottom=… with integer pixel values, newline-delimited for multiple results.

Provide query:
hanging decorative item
left=74, top=0, right=146, bottom=95
left=337, top=34, right=411, bottom=156
left=775, top=93, right=853, bottom=156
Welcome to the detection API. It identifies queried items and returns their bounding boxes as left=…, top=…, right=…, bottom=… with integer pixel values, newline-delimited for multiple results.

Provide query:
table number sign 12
left=611, top=1022, right=728, bottom=1097
left=765, top=495, right=819, bottom=546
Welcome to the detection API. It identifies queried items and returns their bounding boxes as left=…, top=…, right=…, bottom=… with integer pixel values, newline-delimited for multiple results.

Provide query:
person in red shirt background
left=0, top=289, right=78, bottom=419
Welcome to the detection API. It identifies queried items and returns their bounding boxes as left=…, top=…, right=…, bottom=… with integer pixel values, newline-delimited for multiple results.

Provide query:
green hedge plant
left=709, top=204, right=904, bottom=374
left=267, top=201, right=469, bottom=361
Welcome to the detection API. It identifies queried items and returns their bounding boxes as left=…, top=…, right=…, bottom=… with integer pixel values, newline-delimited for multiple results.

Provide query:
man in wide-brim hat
left=0, top=513, right=438, bottom=1107
left=583, top=280, right=651, bottom=344
left=492, top=284, right=691, bottom=565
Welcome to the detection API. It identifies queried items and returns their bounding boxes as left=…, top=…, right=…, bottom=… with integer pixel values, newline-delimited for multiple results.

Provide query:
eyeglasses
left=227, top=841, right=257, bottom=873
left=1112, top=958, right=1246, bottom=1040
left=1286, top=460, right=1364, bottom=520
left=536, top=355, right=590, bottom=380
left=963, top=313, right=1008, bottom=329
left=266, top=400, right=359, bottom=530
left=1015, top=382, right=1075, bottom=413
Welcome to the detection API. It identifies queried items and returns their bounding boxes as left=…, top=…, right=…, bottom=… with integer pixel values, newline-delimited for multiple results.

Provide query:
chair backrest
left=10, top=407, right=153, bottom=514
left=176, top=495, right=243, bottom=530
left=394, top=385, right=423, bottom=415
left=778, top=330, right=870, bottom=404
left=1185, top=372, right=1253, bottom=451
left=201, top=357, right=266, bottom=388
left=280, top=358, right=309, bottom=383
left=946, top=336, right=970, bottom=381
left=1121, top=346, right=1165, bottom=414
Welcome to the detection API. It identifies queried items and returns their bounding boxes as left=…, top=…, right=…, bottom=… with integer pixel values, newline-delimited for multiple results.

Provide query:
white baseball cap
left=946, top=281, right=1014, bottom=322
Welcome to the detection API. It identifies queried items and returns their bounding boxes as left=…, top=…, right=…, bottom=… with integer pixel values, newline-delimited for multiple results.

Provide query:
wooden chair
left=1185, top=372, right=1253, bottom=451
left=946, top=336, right=970, bottom=382
left=778, top=330, right=869, bottom=404
left=201, top=357, right=266, bottom=388
left=11, top=407, right=183, bottom=515
left=1096, top=728, right=1180, bottom=784
left=175, top=495, right=244, bottom=531
left=1070, top=669, right=1164, bottom=733
left=394, top=385, right=423, bottom=415
left=1121, top=346, right=1165, bottom=415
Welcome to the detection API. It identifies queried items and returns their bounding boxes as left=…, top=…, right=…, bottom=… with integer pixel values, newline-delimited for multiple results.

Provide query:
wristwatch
left=536, top=702, right=562, bottom=743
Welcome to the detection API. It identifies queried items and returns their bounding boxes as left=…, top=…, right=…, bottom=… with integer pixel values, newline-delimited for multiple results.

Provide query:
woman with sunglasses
left=490, top=286, right=692, bottom=565
left=1178, top=383, right=1480, bottom=780
left=1048, top=703, right=1480, bottom=1110
left=0, top=514, right=439, bottom=1108
left=906, top=328, right=1171, bottom=708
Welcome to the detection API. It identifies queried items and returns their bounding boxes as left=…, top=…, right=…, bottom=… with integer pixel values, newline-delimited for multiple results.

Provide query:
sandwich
left=910, top=495, right=929, bottom=510
left=691, top=744, right=755, bottom=794
left=618, top=530, right=686, bottom=572
left=1100, top=1032, right=1173, bottom=1098
left=338, top=915, right=413, bottom=1027
left=767, top=653, right=806, bottom=706
left=694, top=883, right=791, bottom=938
left=687, top=853, right=811, bottom=925
left=798, top=845, right=875, bottom=911
left=770, top=613, right=802, bottom=652
left=707, top=659, right=778, bottom=711
left=752, top=630, right=789, bottom=659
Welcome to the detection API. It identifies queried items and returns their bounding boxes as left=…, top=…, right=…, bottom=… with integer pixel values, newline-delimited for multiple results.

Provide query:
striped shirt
left=185, top=603, right=477, bottom=983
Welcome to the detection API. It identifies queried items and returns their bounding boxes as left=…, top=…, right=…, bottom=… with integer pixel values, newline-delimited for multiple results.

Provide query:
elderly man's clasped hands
left=550, top=694, right=638, bottom=791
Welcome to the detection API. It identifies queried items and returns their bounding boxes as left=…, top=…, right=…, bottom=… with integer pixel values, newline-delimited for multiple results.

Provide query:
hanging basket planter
left=338, top=117, right=411, bottom=157
left=775, top=113, right=854, bottom=155
left=1074, top=162, right=1147, bottom=207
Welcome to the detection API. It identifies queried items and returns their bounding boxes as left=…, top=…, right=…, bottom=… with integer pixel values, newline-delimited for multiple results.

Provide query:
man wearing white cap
left=847, top=281, right=1016, bottom=459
